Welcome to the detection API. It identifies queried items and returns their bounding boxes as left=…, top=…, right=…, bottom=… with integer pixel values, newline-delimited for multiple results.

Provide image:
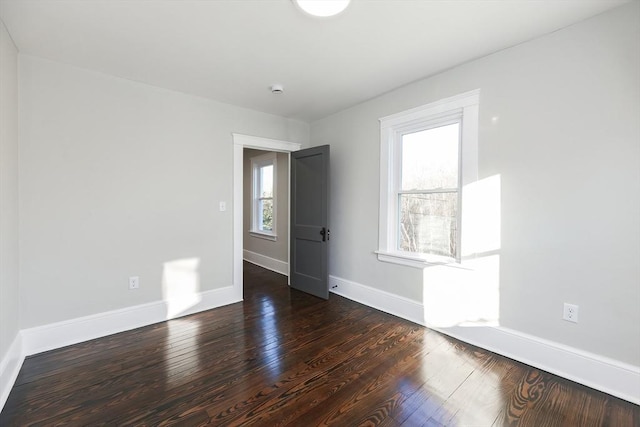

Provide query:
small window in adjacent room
left=377, top=90, right=479, bottom=267
left=250, top=152, right=277, bottom=240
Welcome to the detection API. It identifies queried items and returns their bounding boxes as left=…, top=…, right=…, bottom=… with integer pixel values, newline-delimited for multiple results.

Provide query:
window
left=398, top=123, right=460, bottom=258
left=377, top=90, right=479, bottom=267
left=251, top=152, right=277, bottom=240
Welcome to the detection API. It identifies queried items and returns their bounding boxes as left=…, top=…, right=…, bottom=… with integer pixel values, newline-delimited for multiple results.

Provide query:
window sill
left=249, top=230, right=277, bottom=241
left=375, top=250, right=456, bottom=269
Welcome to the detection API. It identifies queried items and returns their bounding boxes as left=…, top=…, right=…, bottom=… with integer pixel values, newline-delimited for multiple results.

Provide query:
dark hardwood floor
left=1, top=262, right=638, bottom=426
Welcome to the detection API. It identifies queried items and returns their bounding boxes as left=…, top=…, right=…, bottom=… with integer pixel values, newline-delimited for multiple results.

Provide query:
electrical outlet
left=129, top=276, right=139, bottom=290
left=563, top=303, right=578, bottom=323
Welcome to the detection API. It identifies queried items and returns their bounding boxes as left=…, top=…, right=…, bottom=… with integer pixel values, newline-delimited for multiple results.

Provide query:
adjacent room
left=1, top=0, right=638, bottom=424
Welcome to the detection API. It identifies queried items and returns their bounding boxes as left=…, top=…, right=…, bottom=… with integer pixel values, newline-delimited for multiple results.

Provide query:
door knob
left=320, top=228, right=330, bottom=242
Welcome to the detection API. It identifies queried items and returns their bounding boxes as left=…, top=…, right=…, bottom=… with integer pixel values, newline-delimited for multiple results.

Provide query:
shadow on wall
left=162, top=258, right=202, bottom=318
left=423, top=175, right=501, bottom=328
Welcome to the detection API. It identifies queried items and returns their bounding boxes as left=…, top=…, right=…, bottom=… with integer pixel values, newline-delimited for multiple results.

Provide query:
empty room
left=0, top=0, right=638, bottom=425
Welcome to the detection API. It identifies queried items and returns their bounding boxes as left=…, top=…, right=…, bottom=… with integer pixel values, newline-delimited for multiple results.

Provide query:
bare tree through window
left=398, top=123, right=460, bottom=258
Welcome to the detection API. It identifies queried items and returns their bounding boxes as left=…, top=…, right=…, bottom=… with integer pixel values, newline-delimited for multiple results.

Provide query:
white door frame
left=232, top=133, right=301, bottom=301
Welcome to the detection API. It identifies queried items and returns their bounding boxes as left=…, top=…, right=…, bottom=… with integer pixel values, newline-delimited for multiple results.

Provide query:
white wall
left=18, top=55, right=308, bottom=329
left=243, top=149, right=289, bottom=265
left=312, top=2, right=640, bottom=367
left=0, top=18, right=20, bottom=372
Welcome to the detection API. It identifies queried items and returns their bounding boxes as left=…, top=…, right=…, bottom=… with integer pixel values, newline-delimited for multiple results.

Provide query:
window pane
left=401, top=123, right=459, bottom=190
left=260, top=165, right=273, bottom=197
left=398, top=193, right=458, bottom=258
left=260, top=199, right=273, bottom=231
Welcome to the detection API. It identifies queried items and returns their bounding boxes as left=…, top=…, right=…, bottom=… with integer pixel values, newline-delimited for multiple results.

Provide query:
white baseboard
left=0, top=333, right=24, bottom=411
left=243, top=250, right=288, bottom=276
left=21, top=285, right=240, bottom=357
left=329, top=274, right=640, bottom=405
left=3, top=275, right=638, bottom=412
left=329, top=275, right=424, bottom=324
left=0, top=285, right=240, bottom=413
left=434, top=324, right=640, bottom=405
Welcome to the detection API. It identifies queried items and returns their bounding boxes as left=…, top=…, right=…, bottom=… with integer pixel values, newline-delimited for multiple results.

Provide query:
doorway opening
left=232, top=134, right=301, bottom=301
left=242, top=148, right=289, bottom=275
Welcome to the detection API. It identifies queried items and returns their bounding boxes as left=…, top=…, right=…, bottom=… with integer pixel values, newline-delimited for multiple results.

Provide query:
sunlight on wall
left=461, top=175, right=501, bottom=257
left=423, top=175, right=501, bottom=327
left=162, top=258, right=202, bottom=318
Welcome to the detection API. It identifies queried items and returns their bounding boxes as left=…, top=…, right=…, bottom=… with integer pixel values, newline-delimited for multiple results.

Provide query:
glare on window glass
left=401, top=123, right=459, bottom=190
left=398, top=122, right=460, bottom=258
left=261, top=165, right=273, bottom=197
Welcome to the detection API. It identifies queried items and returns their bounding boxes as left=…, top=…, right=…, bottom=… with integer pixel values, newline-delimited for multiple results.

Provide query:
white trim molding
left=21, top=286, right=239, bottom=357
left=329, top=275, right=424, bottom=323
left=329, top=274, right=640, bottom=405
left=0, top=333, right=24, bottom=411
left=375, top=250, right=452, bottom=269
left=244, top=250, right=289, bottom=276
left=435, top=325, right=640, bottom=406
left=232, top=133, right=302, bottom=153
left=249, top=231, right=277, bottom=241
left=0, top=285, right=240, bottom=412
left=377, top=89, right=479, bottom=267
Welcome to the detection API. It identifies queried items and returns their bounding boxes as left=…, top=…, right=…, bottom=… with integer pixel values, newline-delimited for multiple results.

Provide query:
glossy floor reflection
left=1, top=262, right=638, bottom=425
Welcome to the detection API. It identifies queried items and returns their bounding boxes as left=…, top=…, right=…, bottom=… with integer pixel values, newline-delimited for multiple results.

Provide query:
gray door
left=290, top=145, right=330, bottom=299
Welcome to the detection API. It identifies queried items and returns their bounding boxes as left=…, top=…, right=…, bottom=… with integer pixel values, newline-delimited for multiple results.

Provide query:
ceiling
left=0, top=0, right=629, bottom=122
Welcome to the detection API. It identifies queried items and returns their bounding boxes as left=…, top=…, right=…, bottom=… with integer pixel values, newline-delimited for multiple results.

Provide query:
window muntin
left=251, top=153, right=277, bottom=238
left=377, top=89, right=479, bottom=267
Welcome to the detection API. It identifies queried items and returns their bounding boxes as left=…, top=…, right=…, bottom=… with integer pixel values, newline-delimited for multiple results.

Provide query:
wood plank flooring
left=1, top=262, right=638, bottom=426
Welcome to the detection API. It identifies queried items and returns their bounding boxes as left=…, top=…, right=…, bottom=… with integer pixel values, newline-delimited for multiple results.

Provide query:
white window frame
left=377, top=89, right=479, bottom=268
left=250, top=152, right=277, bottom=241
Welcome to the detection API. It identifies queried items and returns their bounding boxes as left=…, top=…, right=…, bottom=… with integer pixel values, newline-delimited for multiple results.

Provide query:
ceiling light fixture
left=293, top=0, right=351, bottom=18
